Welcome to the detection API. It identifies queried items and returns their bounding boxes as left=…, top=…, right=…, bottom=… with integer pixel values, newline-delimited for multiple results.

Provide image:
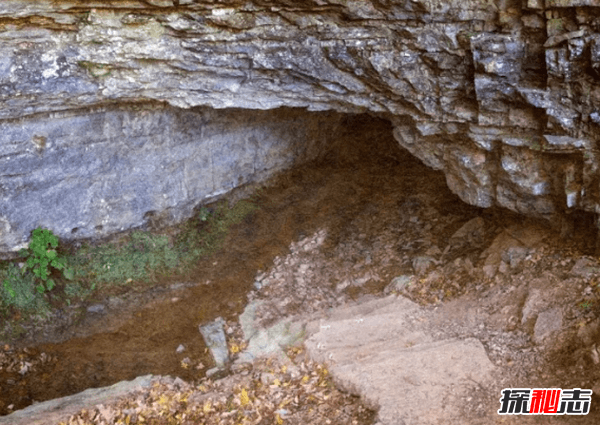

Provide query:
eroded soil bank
left=1, top=115, right=600, bottom=423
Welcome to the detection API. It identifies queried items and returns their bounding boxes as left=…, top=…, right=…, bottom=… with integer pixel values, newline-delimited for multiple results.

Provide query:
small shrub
left=18, top=227, right=74, bottom=294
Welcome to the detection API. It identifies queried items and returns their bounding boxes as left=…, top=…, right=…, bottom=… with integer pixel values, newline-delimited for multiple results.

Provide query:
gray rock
left=481, top=231, right=524, bottom=269
left=443, top=217, right=486, bottom=259
left=0, top=375, right=158, bottom=425
left=411, top=256, right=437, bottom=275
left=384, top=275, right=414, bottom=295
left=86, top=304, right=105, bottom=314
left=0, top=105, right=343, bottom=254
left=449, top=217, right=486, bottom=246
left=304, top=295, right=496, bottom=425
left=533, top=308, right=563, bottom=344
left=502, top=246, right=530, bottom=269
left=237, top=299, right=306, bottom=364
left=199, top=317, right=229, bottom=368
left=236, top=318, right=305, bottom=364
left=3, top=0, right=600, bottom=245
left=498, top=260, right=509, bottom=275
left=522, top=288, right=544, bottom=326
left=571, top=258, right=600, bottom=280
left=483, top=264, right=497, bottom=279
left=238, top=300, right=264, bottom=342
left=205, top=367, right=221, bottom=378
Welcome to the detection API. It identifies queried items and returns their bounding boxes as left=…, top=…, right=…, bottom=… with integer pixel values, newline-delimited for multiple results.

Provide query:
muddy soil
left=1, top=114, right=452, bottom=414
left=1, top=114, right=600, bottom=423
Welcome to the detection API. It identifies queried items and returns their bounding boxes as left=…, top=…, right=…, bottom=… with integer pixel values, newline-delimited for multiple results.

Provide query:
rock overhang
left=3, top=0, right=600, bottom=251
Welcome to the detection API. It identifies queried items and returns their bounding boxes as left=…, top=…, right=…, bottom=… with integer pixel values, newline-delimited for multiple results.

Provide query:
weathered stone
left=4, top=0, right=600, bottom=249
left=199, top=317, right=229, bottom=368
left=533, top=308, right=563, bottom=344
left=522, top=288, right=544, bottom=327
left=443, top=216, right=486, bottom=258
left=411, top=256, right=437, bottom=275
left=502, top=246, right=530, bottom=269
left=384, top=275, right=415, bottom=295
left=86, top=304, right=106, bottom=314
left=304, top=295, right=496, bottom=425
left=0, top=375, right=158, bottom=425
left=0, top=105, right=342, bottom=253
left=481, top=230, right=524, bottom=268
left=570, top=258, right=600, bottom=279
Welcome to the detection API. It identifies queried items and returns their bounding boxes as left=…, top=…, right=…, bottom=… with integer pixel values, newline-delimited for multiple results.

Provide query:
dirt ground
left=1, top=114, right=600, bottom=424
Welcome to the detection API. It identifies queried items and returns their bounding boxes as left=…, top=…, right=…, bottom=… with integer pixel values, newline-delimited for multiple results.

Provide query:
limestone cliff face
left=1, top=0, right=600, bottom=251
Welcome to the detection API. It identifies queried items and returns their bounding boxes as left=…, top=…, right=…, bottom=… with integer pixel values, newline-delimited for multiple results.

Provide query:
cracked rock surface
left=5, top=1, right=600, bottom=250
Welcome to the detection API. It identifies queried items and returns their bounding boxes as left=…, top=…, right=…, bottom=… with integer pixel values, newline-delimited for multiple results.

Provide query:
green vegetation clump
left=0, top=198, right=259, bottom=321
left=70, top=231, right=179, bottom=285
left=176, top=199, right=258, bottom=261
left=19, top=227, right=74, bottom=293
left=1, top=227, right=74, bottom=315
left=0, top=263, right=49, bottom=314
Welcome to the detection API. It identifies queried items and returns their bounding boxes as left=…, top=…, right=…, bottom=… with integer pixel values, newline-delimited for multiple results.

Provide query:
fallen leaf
left=240, top=388, right=250, bottom=406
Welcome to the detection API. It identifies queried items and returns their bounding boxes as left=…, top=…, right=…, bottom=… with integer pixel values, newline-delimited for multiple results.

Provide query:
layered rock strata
left=3, top=0, right=600, bottom=250
left=0, top=105, right=342, bottom=253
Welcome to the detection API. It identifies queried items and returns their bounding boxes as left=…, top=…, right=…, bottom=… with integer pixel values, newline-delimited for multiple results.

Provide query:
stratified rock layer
left=0, top=104, right=342, bottom=252
left=3, top=0, right=600, bottom=249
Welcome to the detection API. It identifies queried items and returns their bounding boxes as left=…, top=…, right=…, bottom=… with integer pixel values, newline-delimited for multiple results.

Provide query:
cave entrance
left=0, top=111, right=582, bottom=419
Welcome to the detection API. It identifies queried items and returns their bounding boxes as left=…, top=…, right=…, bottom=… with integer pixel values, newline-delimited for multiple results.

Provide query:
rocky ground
left=1, top=116, right=600, bottom=424
left=35, top=200, right=600, bottom=424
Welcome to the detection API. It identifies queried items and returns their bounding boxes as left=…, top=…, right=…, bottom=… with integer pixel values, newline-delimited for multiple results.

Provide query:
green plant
left=71, top=231, right=179, bottom=285
left=176, top=199, right=258, bottom=263
left=19, top=227, right=74, bottom=294
left=63, top=280, right=95, bottom=303
left=1, top=263, right=49, bottom=313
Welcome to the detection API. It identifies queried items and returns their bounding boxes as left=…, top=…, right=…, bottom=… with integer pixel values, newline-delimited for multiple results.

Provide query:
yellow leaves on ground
left=62, top=353, right=374, bottom=425
left=240, top=388, right=250, bottom=406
